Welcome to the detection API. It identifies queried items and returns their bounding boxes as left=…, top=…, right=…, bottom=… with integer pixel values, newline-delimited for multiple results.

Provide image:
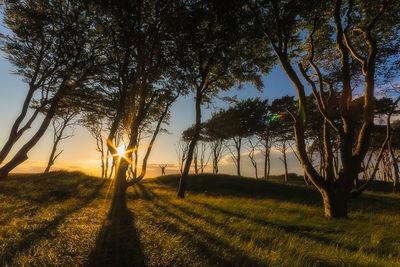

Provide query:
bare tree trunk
left=264, top=146, right=268, bottom=180
left=267, top=154, right=271, bottom=181
left=177, top=88, right=202, bottom=198
left=108, top=159, right=128, bottom=218
left=211, top=140, right=223, bottom=175
left=44, top=114, right=75, bottom=173
left=100, top=151, right=105, bottom=179
left=303, top=171, right=311, bottom=185
left=389, top=141, right=400, bottom=193
left=104, top=149, right=110, bottom=179
left=283, top=142, right=288, bottom=183
left=0, top=85, right=66, bottom=178
left=232, top=136, right=242, bottom=176
left=321, top=189, right=348, bottom=218
left=44, top=137, right=63, bottom=173
left=263, top=136, right=270, bottom=181
left=0, top=87, right=37, bottom=165
left=193, top=144, right=199, bottom=174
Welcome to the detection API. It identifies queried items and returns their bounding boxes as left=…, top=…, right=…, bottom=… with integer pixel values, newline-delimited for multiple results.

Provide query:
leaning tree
left=0, top=0, right=105, bottom=178
left=251, top=0, right=400, bottom=217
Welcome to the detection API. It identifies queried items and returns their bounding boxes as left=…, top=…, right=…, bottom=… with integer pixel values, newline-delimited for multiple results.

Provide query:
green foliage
left=201, top=98, right=269, bottom=141
left=174, top=0, right=274, bottom=100
left=268, top=95, right=296, bottom=142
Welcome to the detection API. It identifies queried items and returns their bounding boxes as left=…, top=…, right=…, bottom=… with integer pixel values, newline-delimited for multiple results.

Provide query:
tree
left=251, top=0, right=400, bottom=217
left=247, top=138, right=261, bottom=179
left=269, top=96, right=296, bottom=182
left=203, top=113, right=227, bottom=174
left=176, top=0, right=274, bottom=198
left=44, top=111, right=77, bottom=173
left=99, top=0, right=186, bottom=215
left=175, top=140, right=190, bottom=174
left=0, top=0, right=104, bottom=178
left=225, top=99, right=269, bottom=176
left=83, top=113, right=109, bottom=178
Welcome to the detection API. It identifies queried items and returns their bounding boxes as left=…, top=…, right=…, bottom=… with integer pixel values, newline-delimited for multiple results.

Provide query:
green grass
left=1, top=171, right=400, bottom=266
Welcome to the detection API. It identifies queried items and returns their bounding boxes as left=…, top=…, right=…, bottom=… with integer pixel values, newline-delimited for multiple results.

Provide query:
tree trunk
left=193, top=145, right=198, bottom=174
left=264, top=148, right=268, bottom=180
left=283, top=142, right=288, bottom=183
left=177, top=134, right=198, bottom=198
left=101, top=157, right=105, bottom=179
left=389, top=142, right=400, bottom=193
left=0, top=86, right=65, bottom=178
left=267, top=152, right=271, bottom=181
left=321, top=189, right=348, bottom=218
left=44, top=137, right=62, bottom=173
left=133, top=98, right=172, bottom=182
left=105, top=149, right=109, bottom=179
left=303, top=171, right=311, bottom=185
left=213, top=145, right=218, bottom=174
left=0, top=87, right=36, bottom=165
left=177, top=88, right=201, bottom=198
left=109, top=160, right=128, bottom=218
left=235, top=137, right=241, bottom=176
left=263, top=137, right=270, bottom=181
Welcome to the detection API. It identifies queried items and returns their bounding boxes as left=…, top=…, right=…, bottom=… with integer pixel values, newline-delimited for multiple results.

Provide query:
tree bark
left=233, top=137, right=242, bottom=176
left=109, top=160, right=128, bottom=218
left=177, top=87, right=202, bottom=198
left=193, top=144, right=199, bottom=174
left=0, top=85, right=66, bottom=178
left=283, top=142, right=288, bottom=183
left=263, top=135, right=270, bottom=181
left=44, top=116, right=72, bottom=173
left=0, top=87, right=36, bottom=165
left=321, top=189, right=348, bottom=218
left=44, top=137, right=62, bottom=173
left=389, top=141, right=400, bottom=193
left=303, top=171, right=311, bottom=185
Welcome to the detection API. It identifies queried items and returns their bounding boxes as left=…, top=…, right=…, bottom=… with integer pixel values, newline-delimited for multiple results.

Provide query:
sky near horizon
left=0, top=51, right=304, bottom=178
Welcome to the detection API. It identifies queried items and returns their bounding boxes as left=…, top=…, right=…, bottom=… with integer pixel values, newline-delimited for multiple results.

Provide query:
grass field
left=0, top=171, right=400, bottom=266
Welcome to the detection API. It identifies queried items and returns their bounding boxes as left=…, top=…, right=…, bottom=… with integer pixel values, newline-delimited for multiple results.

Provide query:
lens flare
left=268, top=114, right=285, bottom=121
left=116, top=144, right=127, bottom=159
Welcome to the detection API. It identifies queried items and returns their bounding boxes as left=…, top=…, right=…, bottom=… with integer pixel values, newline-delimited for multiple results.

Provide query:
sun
left=116, top=144, right=126, bottom=159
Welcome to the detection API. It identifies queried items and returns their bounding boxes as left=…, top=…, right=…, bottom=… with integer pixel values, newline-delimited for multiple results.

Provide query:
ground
left=0, top=171, right=399, bottom=266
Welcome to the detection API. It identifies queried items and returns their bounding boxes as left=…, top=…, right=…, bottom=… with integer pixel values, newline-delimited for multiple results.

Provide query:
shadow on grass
left=0, top=171, right=106, bottom=204
left=135, top=182, right=396, bottom=263
left=147, top=174, right=400, bottom=214
left=89, top=200, right=145, bottom=267
left=149, top=174, right=322, bottom=205
left=135, top=183, right=264, bottom=267
left=0, top=181, right=104, bottom=266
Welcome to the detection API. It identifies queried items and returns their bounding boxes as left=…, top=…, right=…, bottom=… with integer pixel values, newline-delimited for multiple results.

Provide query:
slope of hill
left=0, top=172, right=399, bottom=266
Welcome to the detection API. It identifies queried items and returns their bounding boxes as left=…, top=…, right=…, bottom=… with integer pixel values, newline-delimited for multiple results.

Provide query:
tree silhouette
left=251, top=0, right=400, bottom=217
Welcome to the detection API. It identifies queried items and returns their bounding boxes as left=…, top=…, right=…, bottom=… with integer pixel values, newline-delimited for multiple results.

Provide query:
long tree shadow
left=148, top=175, right=400, bottom=214
left=0, top=181, right=105, bottom=266
left=137, top=183, right=392, bottom=261
left=151, top=175, right=322, bottom=205
left=89, top=197, right=145, bottom=266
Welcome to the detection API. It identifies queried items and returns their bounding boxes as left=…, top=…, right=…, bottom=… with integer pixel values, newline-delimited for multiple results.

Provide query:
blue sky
left=0, top=7, right=307, bottom=178
left=0, top=52, right=303, bottom=178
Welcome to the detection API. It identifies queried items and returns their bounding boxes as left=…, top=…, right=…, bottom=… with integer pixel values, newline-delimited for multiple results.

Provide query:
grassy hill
left=0, top=172, right=400, bottom=266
